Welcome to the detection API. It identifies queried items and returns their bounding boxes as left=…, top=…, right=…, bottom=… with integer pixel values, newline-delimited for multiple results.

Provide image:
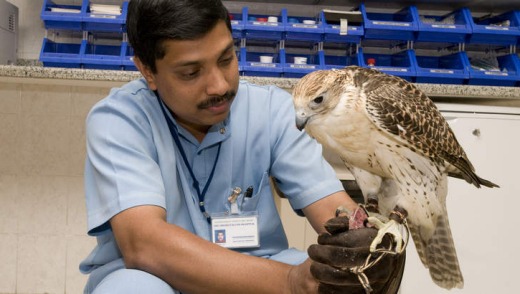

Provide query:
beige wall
left=0, top=78, right=118, bottom=293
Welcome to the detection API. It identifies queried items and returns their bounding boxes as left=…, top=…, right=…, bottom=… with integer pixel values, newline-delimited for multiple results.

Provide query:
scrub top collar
left=155, top=92, right=231, bottom=151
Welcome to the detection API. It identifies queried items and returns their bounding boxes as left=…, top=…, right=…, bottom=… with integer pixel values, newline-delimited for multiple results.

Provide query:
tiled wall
left=10, top=0, right=49, bottom=60
left=0, top=78, right=121, bottom=293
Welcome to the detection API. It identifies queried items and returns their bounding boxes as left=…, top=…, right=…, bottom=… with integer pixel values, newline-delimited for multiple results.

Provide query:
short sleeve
left=84, top=87, right=166, bottom=235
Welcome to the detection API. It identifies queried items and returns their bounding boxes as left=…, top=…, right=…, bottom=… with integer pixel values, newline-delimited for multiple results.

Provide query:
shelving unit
left=39, top=0, right=520, bottom=86
left=40, top=0, right=131, bottom=70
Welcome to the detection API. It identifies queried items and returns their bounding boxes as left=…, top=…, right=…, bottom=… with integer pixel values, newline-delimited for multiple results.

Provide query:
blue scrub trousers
left=85, top=248, right=308, bottom=293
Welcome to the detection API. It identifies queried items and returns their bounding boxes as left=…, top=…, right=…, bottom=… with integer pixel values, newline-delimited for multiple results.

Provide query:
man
left=80, top=0, right=403, bottom=293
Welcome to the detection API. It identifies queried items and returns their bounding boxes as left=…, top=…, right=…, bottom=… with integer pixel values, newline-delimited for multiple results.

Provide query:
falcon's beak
left=295, top=114, right=308, bottom=131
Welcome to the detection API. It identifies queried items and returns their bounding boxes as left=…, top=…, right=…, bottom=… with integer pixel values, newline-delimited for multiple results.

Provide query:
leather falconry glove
left=308, top=207, right=406, bottom=294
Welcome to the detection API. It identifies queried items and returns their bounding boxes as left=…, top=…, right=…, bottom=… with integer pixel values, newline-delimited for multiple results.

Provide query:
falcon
left=292, top=66, right=499, bottom=289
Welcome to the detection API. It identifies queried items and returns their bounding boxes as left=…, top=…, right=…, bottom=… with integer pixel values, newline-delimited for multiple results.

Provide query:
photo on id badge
left=215, top=229, right=227, bottom=244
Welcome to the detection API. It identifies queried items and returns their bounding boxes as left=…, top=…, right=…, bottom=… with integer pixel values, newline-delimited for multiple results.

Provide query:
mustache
left=197, top=91, right=236, bottom=109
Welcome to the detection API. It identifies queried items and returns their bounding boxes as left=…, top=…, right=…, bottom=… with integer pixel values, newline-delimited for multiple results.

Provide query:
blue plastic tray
left=468, top=10, right=520, bottom=45
left=283, top=52, right=321, bottom=78
left=82, top=43, right=122, bottom=70
left=285, top=10, right=323, bottom=42
left=243, top=7, right=284, bottom=40
left=321, top=6, right=364, bottom=43
left=358, top=48, right=416, bottom=81
left=361, top=5, right=418, bottom=41
left=230, top=7, right=246, bottom=39
left=414, top=51, right=469, bottom=84
left=40, top=0, right=84, bottom=30
left=413, top=7, right=472, bottom=43
left=239, top=46, right=283, bottom=77
left=121, top=42, right=137, bottom=71
left=39, top=38, right=85, bottom=68
left=83, top=1, right=128, bottom=33
left=467, top=53, right=520, bottom=86
left=320, top=44, right=361, bottom=70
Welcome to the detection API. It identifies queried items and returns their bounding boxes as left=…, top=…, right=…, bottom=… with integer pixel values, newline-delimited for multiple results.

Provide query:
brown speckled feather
left=348, top=67, right=494, bottom=188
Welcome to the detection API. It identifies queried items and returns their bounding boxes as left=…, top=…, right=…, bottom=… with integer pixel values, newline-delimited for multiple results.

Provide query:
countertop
left=1, top=64, right=520, bottom=102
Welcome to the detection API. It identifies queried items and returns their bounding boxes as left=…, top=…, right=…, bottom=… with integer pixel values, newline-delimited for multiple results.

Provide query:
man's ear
left=133, top=57, right=158, bottom=90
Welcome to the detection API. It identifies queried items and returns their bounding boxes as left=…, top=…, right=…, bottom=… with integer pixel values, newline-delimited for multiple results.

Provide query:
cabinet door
left=401, top=108, right=520, bottom=293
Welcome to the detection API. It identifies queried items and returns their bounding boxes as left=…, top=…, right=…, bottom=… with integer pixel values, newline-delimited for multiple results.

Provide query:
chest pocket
left=240, top=171, right=271, bottom=212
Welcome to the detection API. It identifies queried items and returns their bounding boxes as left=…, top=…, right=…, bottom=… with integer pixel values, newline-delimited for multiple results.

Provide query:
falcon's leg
left=367, top=206, right=408, bottom=254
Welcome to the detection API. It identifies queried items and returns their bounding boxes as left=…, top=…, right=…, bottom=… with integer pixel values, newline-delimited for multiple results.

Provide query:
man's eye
left=219, top=56, right=233, bottom=65
left=181, top=70, right=200, bottom=79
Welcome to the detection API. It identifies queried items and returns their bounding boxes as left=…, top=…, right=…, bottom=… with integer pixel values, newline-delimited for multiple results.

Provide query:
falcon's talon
left=335, top=205, right=351, bottom=217
left=367, top=217, right=404, bottom=254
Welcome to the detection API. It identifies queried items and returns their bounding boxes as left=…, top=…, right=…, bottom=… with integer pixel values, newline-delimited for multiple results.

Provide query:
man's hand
left=287, top=259, right=318, bottom=294
left=308, top=215, right=406, bottom=294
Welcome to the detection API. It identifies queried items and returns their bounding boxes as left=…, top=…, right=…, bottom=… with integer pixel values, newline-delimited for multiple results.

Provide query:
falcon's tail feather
left=448, top=170, right=500, bottom=189
left=474, top=175, right=500, bottom=188
left=411, top=214, right=464, bottom=289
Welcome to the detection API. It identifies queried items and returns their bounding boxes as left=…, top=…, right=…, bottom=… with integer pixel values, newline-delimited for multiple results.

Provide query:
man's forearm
left=112, top=205, right=296, bottom=294
left=303, top=190, right=358, bottom=234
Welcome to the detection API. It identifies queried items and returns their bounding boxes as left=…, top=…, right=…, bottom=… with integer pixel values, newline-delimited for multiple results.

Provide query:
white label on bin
left=293, top=24, right=318, bottom=29
left=375, top=67, right=408, bottom=72
left=484, top=71, right=508, bottom=76
left=430, top=69, right=454, bottom=74
left=484, top=26, right=509, bottom=31
left=250, top=62, right=276, bottom=67
left=290, top=64, right=316, bottom=69
left=431, top=24, right=456, bottom=29
left=252, top=22, right=278, bottom=26
left=90, top=14, right=117, bottom=19
left=332, top=26, right=358, bottom=30
left=231, top=20, right=239, bottom=25
left=373, top=21, right=410, bottom=27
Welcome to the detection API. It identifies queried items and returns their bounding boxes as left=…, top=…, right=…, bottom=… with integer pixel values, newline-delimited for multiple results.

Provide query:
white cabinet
left=401, top=103, right=520, bottom=293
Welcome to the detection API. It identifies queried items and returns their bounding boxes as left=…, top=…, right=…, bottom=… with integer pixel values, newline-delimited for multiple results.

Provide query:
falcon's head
left=292, top=67, right=359, bottom=131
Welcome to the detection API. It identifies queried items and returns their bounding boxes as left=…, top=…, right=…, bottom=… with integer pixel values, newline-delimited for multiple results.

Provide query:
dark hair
left=127, top=0, right=232, bottom=73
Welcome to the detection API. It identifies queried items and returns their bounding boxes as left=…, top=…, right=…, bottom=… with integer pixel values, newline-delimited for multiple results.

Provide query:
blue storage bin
left=121, top=42, right=137, bottom=71
left=284, top=10, right=323, bottom=42
left=413, top=51, right=469, bottom=84
left=243, top=7, right=285, bottom=40
left=83, top=1, right=128, bottom=33
left=82, top=43, right=123, bottom=70
left=40, top=0, right=84, bottom=30
left=468, top=10, right=520, bottom=45
left=283, top=41, right=321, bottom=78
left=240, top=43, right=283, bottom=77
left=283, top=53, right=320, bottom=78
left=321, top=43, right=361, bottom=70
left=39, top=36, right=85, bottom=68
left=361, top=5, right=418, bottom=41
left=359, top=47, right=416, bottom=81
left=467, top=53, right=520, bottom=86
left=321, top=6, right=364, bottom=43
left=230, top=7, right=246, bottom=39
left=413, top=7, right=472, bottom=43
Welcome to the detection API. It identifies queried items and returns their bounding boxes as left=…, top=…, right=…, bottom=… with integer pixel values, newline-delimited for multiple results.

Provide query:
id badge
left=211, top=212, right=260, bottom=249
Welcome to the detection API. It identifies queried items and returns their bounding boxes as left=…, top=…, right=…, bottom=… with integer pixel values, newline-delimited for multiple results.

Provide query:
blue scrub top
left=80, top=79, right=343, bottom=274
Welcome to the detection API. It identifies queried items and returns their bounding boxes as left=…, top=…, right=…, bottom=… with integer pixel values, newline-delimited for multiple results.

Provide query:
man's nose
left=206, top=66, right=229, bottom=97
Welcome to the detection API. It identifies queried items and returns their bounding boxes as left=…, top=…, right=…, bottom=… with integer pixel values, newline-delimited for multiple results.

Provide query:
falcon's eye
left=313, top=96, right=324, bottom=104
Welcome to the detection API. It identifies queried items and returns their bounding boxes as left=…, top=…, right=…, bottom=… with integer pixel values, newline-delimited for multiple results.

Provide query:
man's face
left=141, top=21, right=239, bottom=137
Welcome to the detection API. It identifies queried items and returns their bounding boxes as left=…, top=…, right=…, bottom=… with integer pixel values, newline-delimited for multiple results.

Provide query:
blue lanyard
left=156, top=93, right=221, bottom=222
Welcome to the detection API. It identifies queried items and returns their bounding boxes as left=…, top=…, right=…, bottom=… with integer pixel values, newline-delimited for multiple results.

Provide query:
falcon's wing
left=350, top=68, right=479, bottom=185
